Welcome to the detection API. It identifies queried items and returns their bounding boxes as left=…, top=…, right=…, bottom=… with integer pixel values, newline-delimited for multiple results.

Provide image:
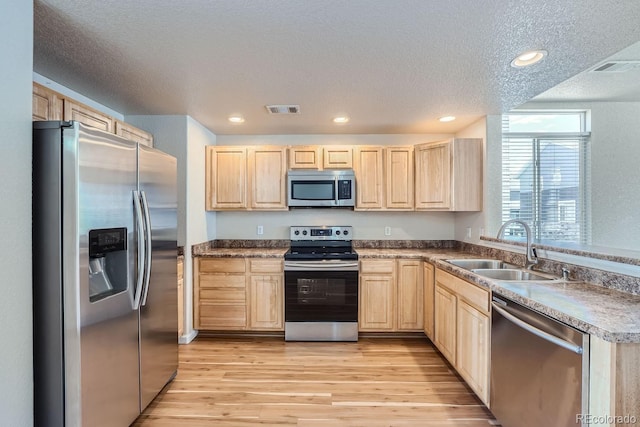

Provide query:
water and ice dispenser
left=88, top=228, right=128, bottom=302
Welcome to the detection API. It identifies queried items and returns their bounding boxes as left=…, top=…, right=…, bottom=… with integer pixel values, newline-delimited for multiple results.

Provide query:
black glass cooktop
left=284, top=249, right=359, bottom=261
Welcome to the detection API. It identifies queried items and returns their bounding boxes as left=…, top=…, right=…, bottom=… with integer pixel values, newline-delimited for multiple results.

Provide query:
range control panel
left=290, top=226, right=353, bottom=241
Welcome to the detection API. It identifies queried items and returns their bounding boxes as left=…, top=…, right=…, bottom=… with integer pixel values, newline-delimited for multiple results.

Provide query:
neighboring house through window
left=501, top=112, right=591, bottom=244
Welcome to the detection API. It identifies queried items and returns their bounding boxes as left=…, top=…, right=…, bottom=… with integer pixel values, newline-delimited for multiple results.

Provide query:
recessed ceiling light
left=511, top=49, right=547, bottom=68
left=439, top=116, right=456, bottom=122
left=228, top=115, right=245, bottom=123
left=333, top=116, right=350, bottom=124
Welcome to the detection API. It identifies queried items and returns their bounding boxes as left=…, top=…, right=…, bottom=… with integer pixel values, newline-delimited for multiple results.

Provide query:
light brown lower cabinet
left=423, top=262, right=435, bottom=340
left=434, top=268, right=490, bottom=406
left=359, top=258, right=423, bottom=332
left=177, top=257, right=184, bottom=338
left=193, top=257, right=284, bottom=332
left=247, top=259, right=284, bottom=330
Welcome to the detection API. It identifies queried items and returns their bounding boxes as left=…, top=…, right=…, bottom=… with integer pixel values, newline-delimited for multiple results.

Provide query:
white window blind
left=501, top=113, right=591, bottom=244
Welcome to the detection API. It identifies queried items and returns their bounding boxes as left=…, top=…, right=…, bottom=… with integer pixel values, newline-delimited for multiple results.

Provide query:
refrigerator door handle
left=140, top=190, right=153, bottom=306
left=133, top=190, right=146, bottom=310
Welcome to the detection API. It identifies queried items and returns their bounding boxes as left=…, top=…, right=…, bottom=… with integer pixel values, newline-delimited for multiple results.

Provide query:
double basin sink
left=445, top=259, right=557, bottom=281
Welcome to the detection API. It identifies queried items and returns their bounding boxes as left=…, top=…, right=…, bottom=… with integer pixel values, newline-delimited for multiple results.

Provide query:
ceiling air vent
left=590, top=61, right=640, bottom=73
left=265, top=104, right=301, bottom=114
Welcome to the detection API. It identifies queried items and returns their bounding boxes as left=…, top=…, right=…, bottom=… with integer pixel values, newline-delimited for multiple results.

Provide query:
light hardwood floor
left=133, top=337, right=495, bottom=426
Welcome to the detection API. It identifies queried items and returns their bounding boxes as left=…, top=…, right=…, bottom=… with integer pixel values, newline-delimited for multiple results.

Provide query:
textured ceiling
left=533, top=40, right=640, bottom=103
left=33, top=0, right=640, bottom=135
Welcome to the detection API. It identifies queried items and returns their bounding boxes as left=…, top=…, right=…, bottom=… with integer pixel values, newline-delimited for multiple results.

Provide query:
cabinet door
left=385, top=146, right=414, bottom=210
left=205, top=146, right=247, bottom=210
left=451, top=138, right=483, bottom=211
left=415, top=141, right=451, bottom=210
left=353, top=146, right=384, bottom=210
left=33, top=82, right=62, bottom=121
left=423, top=262, right=435, bottom=340
left=359, top=274, right=395, bottom=331
left=323, top=146, right=353, bottom=169
left=289, top=146, right=321, bottom=169
left=248, top=275, right=283, bottom=330
left=115, top=120, right=153, bottom=146
left=434, top=284, right=457, bottom=363
left=63, top=99, right=114, bottom=132
left=456, top=300, right=490, bottom=405
left=396, top=259, right=423, bottom=330
left=248, top=146, right=287, bottom=210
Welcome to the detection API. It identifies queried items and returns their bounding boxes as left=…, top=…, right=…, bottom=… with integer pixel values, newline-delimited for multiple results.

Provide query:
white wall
left=126, top=115, right=216, bottom=342
left=216, top=133, right=457, bottom=240
left=519, top=101, right=640, bottom=251
left=0, top=2, right=33, bottom=425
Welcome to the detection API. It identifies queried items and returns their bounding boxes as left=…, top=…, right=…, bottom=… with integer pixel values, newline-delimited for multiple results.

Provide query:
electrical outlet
left=257, top=225, right=264, bottom=235
left=384, top=226, right=391, bottom=236
left=466, top=227, right=472, bottom=239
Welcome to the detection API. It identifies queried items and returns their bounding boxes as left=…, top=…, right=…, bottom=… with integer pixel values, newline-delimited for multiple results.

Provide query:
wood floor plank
left=133, top=337, right=495, bottom=426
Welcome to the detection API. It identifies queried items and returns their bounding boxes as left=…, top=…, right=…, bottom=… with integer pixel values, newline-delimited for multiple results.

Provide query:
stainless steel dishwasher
left=490, top=295, right=589, bottom=427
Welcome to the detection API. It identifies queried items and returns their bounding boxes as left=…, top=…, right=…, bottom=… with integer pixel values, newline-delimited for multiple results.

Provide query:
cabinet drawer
left=436, top=269, right=489, bottom=312
left=198, top=305, right=246, bottom=328
left=199, top=258, right=246, bottom=273
left=199, top=288, right=245, bottom=302
left=249, top=258, right=283, bottom=273
left=199, top=274, right=246, bottom=288
left=360, top=259, right=395, bottom=274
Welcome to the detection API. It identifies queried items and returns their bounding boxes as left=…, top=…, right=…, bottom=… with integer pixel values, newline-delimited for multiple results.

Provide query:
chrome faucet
left=497, top=219, right=538, bottom=270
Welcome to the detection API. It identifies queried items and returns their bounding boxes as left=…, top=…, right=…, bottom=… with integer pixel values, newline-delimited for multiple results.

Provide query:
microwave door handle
left=334, top=177, right=339, bottom=206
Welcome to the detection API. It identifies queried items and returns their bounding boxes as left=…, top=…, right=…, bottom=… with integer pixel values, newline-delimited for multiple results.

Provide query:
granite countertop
left=359, top=248, right=640, bottom=343
left=190, top=243, right=640, bottom=343
left=193, top=247, right=288, bottom=258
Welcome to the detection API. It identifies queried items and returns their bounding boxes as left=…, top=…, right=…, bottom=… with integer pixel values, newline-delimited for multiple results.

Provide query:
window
left=501, top=112, right=590, bottom=244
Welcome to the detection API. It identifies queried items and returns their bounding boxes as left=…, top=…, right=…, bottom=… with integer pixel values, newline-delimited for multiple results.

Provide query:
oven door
left=284, top=265, right=358, bottom=322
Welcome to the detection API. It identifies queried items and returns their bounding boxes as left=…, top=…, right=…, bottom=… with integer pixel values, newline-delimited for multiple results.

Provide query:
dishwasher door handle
left=492, top=302, right=583, bottom=355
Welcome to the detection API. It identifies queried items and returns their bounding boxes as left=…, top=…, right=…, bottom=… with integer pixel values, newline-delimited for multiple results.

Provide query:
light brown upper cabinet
left=353, top=146, right=414, bottom=210
left=248, top=146, right=287, bottom=210
left=32, top=82, right=62, bottom=121
left=206, top=146, right=287, bottom=211
left=323, top=146, right=353, bottom=169
left=289, top=146, right=321, bottom=169
left=33, top=82, right=154, bottom=145
left=385, top=146, right=414, bottom=210
left=288, top=145, right=353, bottom=170
left=353, top=146, right=384, bottom=209
left=63, top=99, right=114, bottom=133
left=115, top=120, right=153, bottom=147
left=206, top=146, right=248, bottom=210
left=415, top=138, right=483, bottom=211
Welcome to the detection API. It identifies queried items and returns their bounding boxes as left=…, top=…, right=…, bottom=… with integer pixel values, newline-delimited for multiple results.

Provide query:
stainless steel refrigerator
left=33, top=121, right=178, bottom=427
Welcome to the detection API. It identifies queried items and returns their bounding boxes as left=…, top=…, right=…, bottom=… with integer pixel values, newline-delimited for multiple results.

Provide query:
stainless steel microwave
left=287, top=170, right=355, bottom=208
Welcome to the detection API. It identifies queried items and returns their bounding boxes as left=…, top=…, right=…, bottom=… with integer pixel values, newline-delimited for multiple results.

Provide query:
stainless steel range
left=284, top=226, right=359, bottom=341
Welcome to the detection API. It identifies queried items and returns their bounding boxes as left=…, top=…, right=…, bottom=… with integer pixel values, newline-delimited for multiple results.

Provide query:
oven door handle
left=492, top=302, right=583, bottom=355
left=284, top=261, right=359, bottom=271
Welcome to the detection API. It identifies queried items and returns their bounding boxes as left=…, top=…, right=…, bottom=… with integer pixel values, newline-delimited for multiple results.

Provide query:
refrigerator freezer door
left=70, top=124, right=141, bottom=427
left=138, top=144, right=178, bottom=411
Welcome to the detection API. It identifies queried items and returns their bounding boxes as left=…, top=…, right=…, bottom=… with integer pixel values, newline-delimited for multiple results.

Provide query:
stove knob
left=343, top=229, right=349, bottom=235
left=302, top=230, right=308, bottom=236
left=336, top=230, right=341, bottom=235
left=294, top=230, right=300, bottom=235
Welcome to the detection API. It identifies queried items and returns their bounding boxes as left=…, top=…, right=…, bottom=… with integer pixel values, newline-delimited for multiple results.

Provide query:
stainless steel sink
left=446, top=259, right=516, bottom=270
left=470, top=268, right=553, bottom=281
